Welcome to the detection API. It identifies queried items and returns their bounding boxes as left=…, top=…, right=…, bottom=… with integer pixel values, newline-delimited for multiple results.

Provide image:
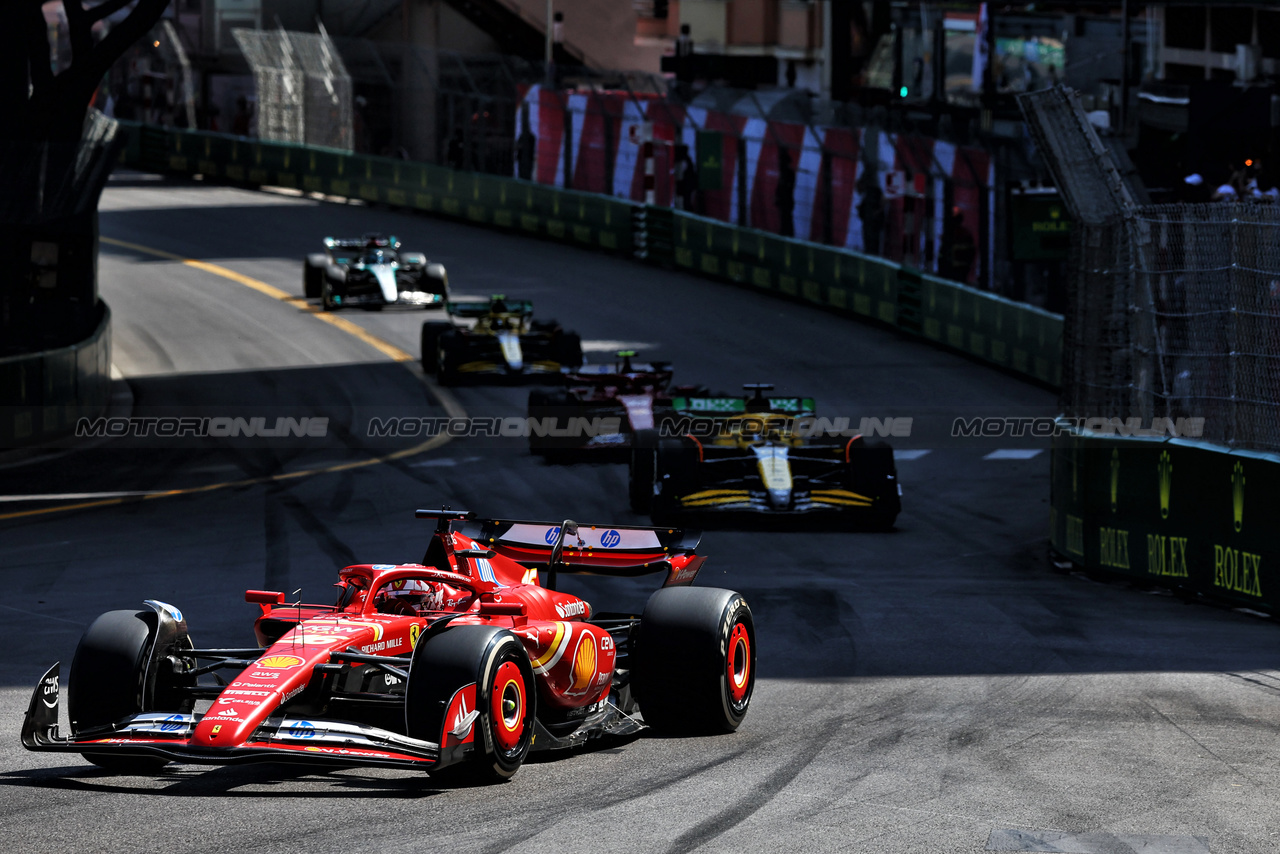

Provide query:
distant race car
left=420, top=295, right=583, bottom=385
left=304, top=233, right=448, bottom=310
left=22, top=509, right=755, bottom=784
left=629, top=384, right=901, bottom=529
left=527, top=350, right=709, bottom=459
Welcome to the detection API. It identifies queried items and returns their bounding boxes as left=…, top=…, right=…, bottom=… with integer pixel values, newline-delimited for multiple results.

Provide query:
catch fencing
left=1019, top=86, right=1280, bottom=452
left=233, top=27, right=353, bottom=151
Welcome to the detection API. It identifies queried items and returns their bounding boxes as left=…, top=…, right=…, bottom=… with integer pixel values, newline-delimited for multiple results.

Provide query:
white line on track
left=894, top=449, right=932, bottom=460
left=984, top=449, right=1044, bottom=460
left=0, top=490, right=171, bottom=502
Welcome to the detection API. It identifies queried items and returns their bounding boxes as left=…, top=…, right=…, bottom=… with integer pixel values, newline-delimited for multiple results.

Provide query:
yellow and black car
left=629, top=385, right=901, bottom=530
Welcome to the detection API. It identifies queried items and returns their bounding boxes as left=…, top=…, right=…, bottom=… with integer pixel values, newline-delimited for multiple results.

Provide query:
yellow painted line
left=3, top=238, right=464, bottom=523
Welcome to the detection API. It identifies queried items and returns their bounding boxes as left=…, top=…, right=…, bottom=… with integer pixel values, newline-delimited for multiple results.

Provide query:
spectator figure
left=353, top=95, right=370, bottom=153
left=516, top=104, right=536, bottom=181
left=232, top=95, right=253, bottom=137
left=676, top=146, right=698, bottom=212
left=447, top=130, right=465, bottom=170
left=775, top=147, right=796, bottom=237
left=1212, top=173, right=1238, bottom=202
left=856, top=171, right=884, bottom=256
left=941, top=206, right=977, bottom=283
left=1181, top=173, right=1211, bottom=204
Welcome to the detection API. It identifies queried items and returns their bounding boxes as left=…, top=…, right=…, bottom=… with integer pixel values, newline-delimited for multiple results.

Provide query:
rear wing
left=447, top=298, right=533, bottom=319
left=669, top=396, right=816, bottom=417
left=325, top=235, right=399, bottom=250
left=455, top=518, right=705, bottom=588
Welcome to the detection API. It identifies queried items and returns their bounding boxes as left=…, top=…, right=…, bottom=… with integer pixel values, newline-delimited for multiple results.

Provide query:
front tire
left=69, top=610, right=176, bottom=773
left=421, top=322, right=451, bottom=373
left=632, top=587, right=755, bottom=735
left=321, top=277, right=339, bottom=311
left=406, top=626, right=535, bottom=784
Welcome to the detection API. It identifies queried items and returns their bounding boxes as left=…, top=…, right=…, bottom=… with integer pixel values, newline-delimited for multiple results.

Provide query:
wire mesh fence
left=1126, top=203, right=1280, bottom=450
left=233, top=27, right=353, bottom=150
left=1020, top=87, right=1280, bottom=451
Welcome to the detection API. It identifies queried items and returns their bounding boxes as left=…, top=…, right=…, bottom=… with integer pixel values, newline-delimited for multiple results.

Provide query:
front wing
left=22, top=663, right=441, bottom=770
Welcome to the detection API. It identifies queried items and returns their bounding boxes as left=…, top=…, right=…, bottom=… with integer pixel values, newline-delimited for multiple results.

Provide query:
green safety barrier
left=1050, top=427, right=1279, bottom=614
left=667, top=209, right=1062, bottom=387
left=117, top=122, right=635, bottom=257
left=115, top=122, right=1061, bottom=388
left=1, top=302, right=112, bottom=446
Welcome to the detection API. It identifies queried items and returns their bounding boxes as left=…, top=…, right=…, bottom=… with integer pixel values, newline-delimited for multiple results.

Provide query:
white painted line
left=894, top=449, right=932, bottom=460
left=0, top=490, right=171, bottom=503
left=410, top=456, right=483, bottom=468
left=580, top=340, right=657, bottom=353
left=984, top=449, right=1043, bottom=460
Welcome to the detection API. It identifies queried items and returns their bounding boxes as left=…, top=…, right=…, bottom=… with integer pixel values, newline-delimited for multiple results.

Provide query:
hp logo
left=544, top=526, right=561, bottom=545
left=600, top=529, right=621, bottom=548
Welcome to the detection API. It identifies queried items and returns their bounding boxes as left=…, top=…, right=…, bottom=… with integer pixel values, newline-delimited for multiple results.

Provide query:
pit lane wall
left=116, top=122, right=1061, bottom=388
left=1, top=301, right=111, bottom=446
left=1049, top=427, right=1279, bottom=614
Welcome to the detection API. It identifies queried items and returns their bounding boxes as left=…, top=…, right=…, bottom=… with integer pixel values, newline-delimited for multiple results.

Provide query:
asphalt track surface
left=1, top=173, right=1278, bottom=854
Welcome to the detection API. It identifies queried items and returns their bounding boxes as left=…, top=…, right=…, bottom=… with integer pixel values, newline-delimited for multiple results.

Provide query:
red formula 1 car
left=22, top=510, right=754, bottom=783
left=526, top=350, right=708, bottom=460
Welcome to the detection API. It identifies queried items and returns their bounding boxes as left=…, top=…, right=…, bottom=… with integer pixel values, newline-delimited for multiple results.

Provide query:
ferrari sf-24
left=22, top=509, right=754, bottom=783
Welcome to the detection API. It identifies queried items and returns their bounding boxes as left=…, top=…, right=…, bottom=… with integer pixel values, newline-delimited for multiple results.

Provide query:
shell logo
left=569, top=634, right=597, bottom=693
left=258, top=655, right=303, bottom=669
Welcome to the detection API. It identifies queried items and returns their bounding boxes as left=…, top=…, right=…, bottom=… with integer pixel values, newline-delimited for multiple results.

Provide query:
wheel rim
left=491, top=660, right=526, bottom=753
left=726, top=622, right=751, bottom=705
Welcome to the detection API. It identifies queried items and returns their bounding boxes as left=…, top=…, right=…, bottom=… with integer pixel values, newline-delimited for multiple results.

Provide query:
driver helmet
left=382, top=578, right=433, bottom=606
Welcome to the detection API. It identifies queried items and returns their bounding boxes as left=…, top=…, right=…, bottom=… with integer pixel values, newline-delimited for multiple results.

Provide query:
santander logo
left=555, top=600, right=587, bottom=619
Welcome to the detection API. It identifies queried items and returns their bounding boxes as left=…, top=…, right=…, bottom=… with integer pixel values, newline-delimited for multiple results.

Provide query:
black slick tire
left=303, top=255, right=326, bottom=299
left=69, top=609, right=171, bottom=774
left=406, top=626, right=535, bottom=784
left=632, top=587, right=755, bottom=735
left=629, top=429, right=659, bottom=513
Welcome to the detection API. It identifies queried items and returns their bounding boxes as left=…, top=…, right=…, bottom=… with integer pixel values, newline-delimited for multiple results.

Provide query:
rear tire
left=629, top=429, right=659, bottom=513
left=846, top=438, right=901, bottom=531
left=554, top=332, right=583, bottom=369
left=422, top=262, right=449, bottom=300
left=632, top=587, right=755, bottom=735
left=303, top=255, right=326, bottom=299
left=69, top=610, right=175, bottom=774
left=406, top=626, right=535, bottom=784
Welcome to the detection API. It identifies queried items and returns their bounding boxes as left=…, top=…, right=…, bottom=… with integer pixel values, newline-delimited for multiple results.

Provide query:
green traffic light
left=899, top=86, right=909, bottom=97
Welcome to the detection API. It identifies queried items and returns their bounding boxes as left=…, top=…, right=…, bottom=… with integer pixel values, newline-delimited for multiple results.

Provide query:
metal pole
left=545, top=0, right=553, bottom=85
left=1119, top=0, right=1131, bottom=137
left=820, top=0, right=832, bottom=102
